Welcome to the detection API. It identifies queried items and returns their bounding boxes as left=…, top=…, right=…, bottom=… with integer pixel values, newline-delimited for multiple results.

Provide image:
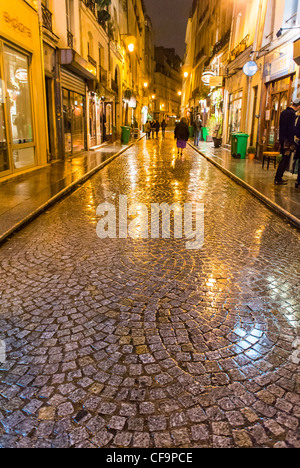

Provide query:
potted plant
left=247, top=146, right=256, bottom=160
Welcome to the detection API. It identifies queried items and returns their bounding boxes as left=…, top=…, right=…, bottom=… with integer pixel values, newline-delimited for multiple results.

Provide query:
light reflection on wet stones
left=0, top=135, right=300, bottom=448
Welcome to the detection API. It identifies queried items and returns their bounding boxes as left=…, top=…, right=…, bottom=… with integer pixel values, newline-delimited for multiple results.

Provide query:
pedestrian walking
left=154, top=120, right=160, bottom=139
left=274, top=98, right=300, bottom=185
left=144, top=120, right=151, bottom=140
left=193, top=114, right=202, bottom=146
left=161, top=119, right=167, bottom=138
left=293, top=113, right=300, bottom=189
left=174, top=117, right=189, bottom=155
left=151, top=120, right=156, bottom=139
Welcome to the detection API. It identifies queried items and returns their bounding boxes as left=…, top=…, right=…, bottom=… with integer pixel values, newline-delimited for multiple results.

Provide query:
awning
left=60, top=49, right=97, bottom=81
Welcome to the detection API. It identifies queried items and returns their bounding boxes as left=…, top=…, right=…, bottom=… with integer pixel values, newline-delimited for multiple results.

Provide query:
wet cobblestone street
left=0, top=134, right=300, bottom=448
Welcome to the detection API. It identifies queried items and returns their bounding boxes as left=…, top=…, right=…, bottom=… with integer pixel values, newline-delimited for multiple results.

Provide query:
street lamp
left=121, top=34, right=136, bottom=53
left=184, top=71, right=189, bottom=78
left=144, top=82, right=148, bottom=88
left=178, top=91, right=182, bottom=96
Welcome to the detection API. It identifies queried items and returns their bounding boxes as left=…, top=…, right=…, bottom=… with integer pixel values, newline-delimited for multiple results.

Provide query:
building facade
left=38, top=0, right=155, bottom=161
left=153, top=47, right=182, bottom=127
left=182, top=0, right=300, bottom=158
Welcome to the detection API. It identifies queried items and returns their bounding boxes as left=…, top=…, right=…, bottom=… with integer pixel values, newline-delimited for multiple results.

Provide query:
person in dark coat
left=293, top=112, right=300, bottom=188
left=154, top=120, right=160, bottom=139
left=151, top=120, right=156, bottom=139
left=274, top=99, right=300, bottom=185
left=174, top=118, right=189, bottom=155
left=161, top=119, right=167, bottom=138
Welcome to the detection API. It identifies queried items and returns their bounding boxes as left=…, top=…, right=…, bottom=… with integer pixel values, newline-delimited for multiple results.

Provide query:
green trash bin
left=121, top=126, right=131, bottom=144
left=189, top=126, right=194, bottom=138
left=231, top=132, right=249, bottom=159
left=202, top=127, right=208, bottom=142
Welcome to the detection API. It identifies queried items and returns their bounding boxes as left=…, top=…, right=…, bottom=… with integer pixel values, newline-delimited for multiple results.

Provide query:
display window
left=227, top=91, right=243, bottom=143
left=0, top=42, right=35, bottom=176
left=63, top=89, right=85, bottom=154
left=261, top=74, right=294, bottom=148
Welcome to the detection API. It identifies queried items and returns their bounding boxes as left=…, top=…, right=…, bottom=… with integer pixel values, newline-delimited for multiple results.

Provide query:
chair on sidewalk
left=262, top=151, right=280, bottom=170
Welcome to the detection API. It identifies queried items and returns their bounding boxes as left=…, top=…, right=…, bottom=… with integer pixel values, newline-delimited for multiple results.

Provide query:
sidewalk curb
left=0, top=136, right=144, bottom=246
left=189, top=142, right=300, bottom=231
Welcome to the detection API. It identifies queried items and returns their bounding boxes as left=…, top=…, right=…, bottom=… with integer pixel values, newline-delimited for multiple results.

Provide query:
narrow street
left=0, top=133, right=300, bottom=448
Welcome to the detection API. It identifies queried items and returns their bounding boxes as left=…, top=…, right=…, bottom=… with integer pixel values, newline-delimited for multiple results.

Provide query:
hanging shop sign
left=266, top=45, right=294, bottom=81
left=209, top=76, right=223, bottom=87
left=243, top=61, right=258, bottom=77
left=128, top=96, right=137, bottom=108
left=201, top=71, right=215, bottom=86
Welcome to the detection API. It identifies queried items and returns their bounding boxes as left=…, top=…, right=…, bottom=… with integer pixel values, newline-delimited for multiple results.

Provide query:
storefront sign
left=202, top=71, right=215, bottom=86
left=243, top=61, right=258, bottom=77
left=3, top=12, right=32, bottom=38
left=269, top=46, right=293, bottom=78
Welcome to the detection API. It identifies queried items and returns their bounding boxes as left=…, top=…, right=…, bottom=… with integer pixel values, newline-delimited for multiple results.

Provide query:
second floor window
left=66, top=0, right=74, bottom=33
left=284, top=0, right=298, bottom=25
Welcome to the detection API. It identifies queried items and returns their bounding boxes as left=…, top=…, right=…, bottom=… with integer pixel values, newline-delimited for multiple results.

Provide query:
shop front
left=260, top=44, right=297, bottom=155
left=227, top=90, right=243, bottom=143
left=60, top=49, right=97, bottom=157
left=0, top=1, right=47, bottom=178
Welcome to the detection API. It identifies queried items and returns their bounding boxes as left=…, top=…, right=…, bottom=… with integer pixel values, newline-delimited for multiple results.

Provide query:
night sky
left=144, top=0, right=193, bottom=59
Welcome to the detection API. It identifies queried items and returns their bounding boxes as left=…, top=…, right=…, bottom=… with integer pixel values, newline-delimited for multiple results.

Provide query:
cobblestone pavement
left=0, top=134, right=300, bottom=448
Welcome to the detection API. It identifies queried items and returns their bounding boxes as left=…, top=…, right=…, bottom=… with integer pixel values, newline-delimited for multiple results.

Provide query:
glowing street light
left=144, top=82, right=148, bottom=88
left=178, top=91, right=182, bottom=96
left=121, top=35, right=136, bottom=53
left=184, top=71, right=189, bottom=78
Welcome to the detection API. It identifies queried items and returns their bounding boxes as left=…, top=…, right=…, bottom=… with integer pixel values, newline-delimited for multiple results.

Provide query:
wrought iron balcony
left=99, top=66, right=108, bottom=84
left=42, top=4, right=53, bottom=32
left=111, top=79, right=119, bottom=94
left=88, top=55, right=97, bottom=68
left=83, top=0, right=96, bottom=16
left=67, top=30, right=74, bottom=49
left=229, top=35, right=250, bottom=62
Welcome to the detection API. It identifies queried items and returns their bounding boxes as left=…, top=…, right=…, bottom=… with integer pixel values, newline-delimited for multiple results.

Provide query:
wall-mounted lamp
left=276, top=27, right=300, bottom=38
left=121, top=34, right=136, bottom=53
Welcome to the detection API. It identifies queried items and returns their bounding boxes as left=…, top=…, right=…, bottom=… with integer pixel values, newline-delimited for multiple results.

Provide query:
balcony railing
left=67, top=30, right=74, bottom=49
left=83, top=0, right=96, bottom=16
left=111, top=79, right=119, bottom=94
left=42, top=4, right=53, bottom=32
left=229, top=35, right=250, bottom=62
left=99, top=66, right=108, bottom=85
left=88, top=55, right=97, bottom=68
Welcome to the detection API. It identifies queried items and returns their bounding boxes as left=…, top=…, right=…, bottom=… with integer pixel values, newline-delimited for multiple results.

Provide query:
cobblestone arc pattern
left=0, top=135, right=300, bottom=448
